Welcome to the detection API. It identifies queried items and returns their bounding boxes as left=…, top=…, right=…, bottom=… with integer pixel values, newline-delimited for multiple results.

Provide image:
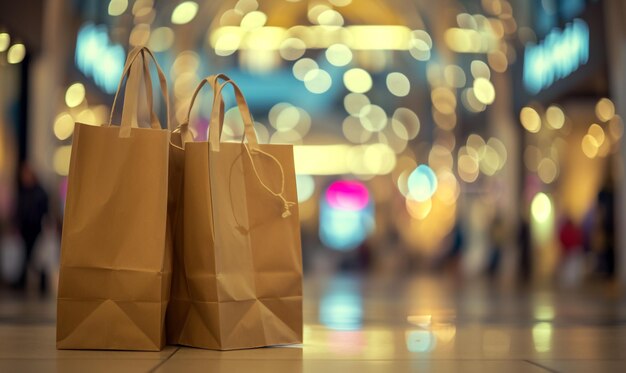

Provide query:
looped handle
left=209, top=80, right=259, bottom=152
left=243, top=144, right=295, bottom=218
left=108, top=47, right=171, bottom=137
left=178, top=74, right=232, bottom=147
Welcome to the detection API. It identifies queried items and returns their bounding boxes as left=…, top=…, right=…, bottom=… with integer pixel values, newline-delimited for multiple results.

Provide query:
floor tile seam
left=523, top=359, right=561, bottom=373
left=147, top=347, right=180, bottom=373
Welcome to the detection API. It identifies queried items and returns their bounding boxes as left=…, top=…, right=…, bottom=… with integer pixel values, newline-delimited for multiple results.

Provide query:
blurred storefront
left=513, top=0, right=623, bottom=284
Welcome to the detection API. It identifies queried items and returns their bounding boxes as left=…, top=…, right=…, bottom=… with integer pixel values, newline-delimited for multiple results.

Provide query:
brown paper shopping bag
left=166, top=77, right=303, bottom=350
left=57, top=47, right=173, bottom=351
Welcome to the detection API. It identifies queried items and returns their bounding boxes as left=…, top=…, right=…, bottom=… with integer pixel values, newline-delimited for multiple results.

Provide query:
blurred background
left=1, top=0, right=626, bottom=316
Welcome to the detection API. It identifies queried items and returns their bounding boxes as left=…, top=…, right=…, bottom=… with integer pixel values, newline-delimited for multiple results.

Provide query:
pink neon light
left=326, top=180, right=370, bottom=211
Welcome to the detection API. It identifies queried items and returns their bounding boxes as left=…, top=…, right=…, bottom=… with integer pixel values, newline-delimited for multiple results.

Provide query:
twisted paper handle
left=243, top=145, right=295, bottom=218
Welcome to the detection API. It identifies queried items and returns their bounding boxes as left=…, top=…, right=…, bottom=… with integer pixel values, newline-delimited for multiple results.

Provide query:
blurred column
left=29, top=0, right=72, bottom=187
left=605, top=0, right=626, bottom=285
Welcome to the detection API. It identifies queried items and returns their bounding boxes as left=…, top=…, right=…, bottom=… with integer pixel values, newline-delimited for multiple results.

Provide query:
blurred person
left=518, top=213, right=532, bottom=283
left=592, top=169, right=615, bottom=278
left=486, top=212, right=507, bottom=278
left=14, top=162, right=48, bottom=290
left=433, top=219, right=465, bottom=276
left=558, top=217, right=584, bottom=287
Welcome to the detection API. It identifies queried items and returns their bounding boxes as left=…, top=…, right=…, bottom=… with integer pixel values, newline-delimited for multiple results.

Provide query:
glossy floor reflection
left=1, top=274, right=626, bottom=372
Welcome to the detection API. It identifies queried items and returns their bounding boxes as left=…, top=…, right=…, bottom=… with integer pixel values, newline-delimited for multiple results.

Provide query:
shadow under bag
left=57, top=47, right=173, bottom=351
left=166, top=76, right=303, bottom=350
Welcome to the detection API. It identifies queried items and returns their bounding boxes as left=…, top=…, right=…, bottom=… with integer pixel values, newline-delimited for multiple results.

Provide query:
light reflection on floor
left=1, top=274, right=626, bottom=372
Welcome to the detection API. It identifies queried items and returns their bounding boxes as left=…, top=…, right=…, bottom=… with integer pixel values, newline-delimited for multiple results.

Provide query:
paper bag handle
left=209, top=80, right=259, bottom=152
left=243, top=144, right=296, bottom=218
left=108, top=47, right=171, bottom=137
left=176, top=74, right=231, bottom=148
left=208, top=79, right=294, bottom=217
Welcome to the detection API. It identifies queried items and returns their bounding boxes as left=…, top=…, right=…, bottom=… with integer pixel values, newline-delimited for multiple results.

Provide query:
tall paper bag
left=57, top=47, right=173, bottom=351
left=166, top=77, right=303, bottom=350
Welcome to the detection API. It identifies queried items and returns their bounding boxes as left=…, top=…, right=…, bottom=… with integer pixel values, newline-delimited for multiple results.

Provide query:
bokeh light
left=407, top=165, right=438, bottom=202
left=344, top=68, right=373, bottom=93
left=171, top=1, right=198, bottom=25
left=520, top=106, right=541, bottom=133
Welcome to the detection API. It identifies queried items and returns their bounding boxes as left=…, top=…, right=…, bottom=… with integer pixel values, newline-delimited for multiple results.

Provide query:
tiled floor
left=1, top=274, right=626, bottom=372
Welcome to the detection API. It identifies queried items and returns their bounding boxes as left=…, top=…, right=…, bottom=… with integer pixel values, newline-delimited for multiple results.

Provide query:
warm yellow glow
left=293, top=144, right=396, bottom=175
left=317, top=9, right=344, bottom=27
left=488, top=51, right=508, bottom=73
left=344, top=93, right=370, bottom=117
left=444, top=28, right=495, bottom=53
left=487, top=137, right=507, bottom=166
left=171, top=1, right=198, bottom=25
left=473, top=77, right=495, bottom=105
left=588, top=123, right=605, bottom=146
left=435, top=170, right=460, bottom=205
left=148, top=27, right=174, bottom=52
left=171, top=50, right=199, bottom=76
left=53, top=113, right=75, bottom=140
left=461, top=88, right=486, bottom=113
left=293, top=58, right=318, bottom=80
left=242, top=27, right=285, bottom=51
left=344, top=68, right=372, bottom=93
left=330, top=0, right=352, bottom=6
left=581, top=134, right=599, bottom=158
left=347, top=26, right=413, bottom=50
left=392, top=108, right=420, bottom=140
left=595, top=98, right=615, bottom=122
left=214, top=31, right=242, bottom=56
left=545, top=105, right=565, bottom=129
left=0, top=32, right=10, bottom=52
left=406, top=198, right=432, bottom=220
left=235, top=0, right=258, bottom=13
left=409, top=30, right=432, bottom=61
left=129, top=23, right=150, bottom=47
left=537, top=158, right=558, bottom=184
left=386, top=72, right=410, bottom=97
left=7, top=43, right=25, bottom=64
left=532, top=322, right=553, bottom=353
left=108, top=0, right=128, bottom=16
left=240, top=11, right=267, bottom=31
left=458, top=153, right=479, bottom=182
left=65, top=83, right=85, bottom=108
left=325, top=43, right=352, bottom=66
left=53, top=146, right=72, bottom=176
left=272, top=105, right=299, bottom=132
left=209, top=25, right=414, bottom=51
left=428, top=145, right=453, bottom=171
left=531, top=193, right=552, bottom=223
left=609, top=115, right=624, bottom=140
left=444, top=65, right=466, bottom=88
left=270, top=129, right=302, bottom=144
left=433, top=110, right=456, bottom=131
left=76, top=109, right=96, bottom=125
left=280, top=38, right=306, bottom=61
left=360, top=143, right=396, bottom=175
left=342, top=116, right=371, bottom=143
left=307, top=4, right=330, bottom=23
left=479, top=145, right=501, bottom=175
left=359, top=105, right=387, bottom=132
left=520, top=106, right=541, bottom=133
left=467, top=134, right=485, bottom=152
left=431, top=87, right=456, bottom=115
left=534, top=305, right=555, bottom=321
left=304, top=69, right=332, bottom=94
left=470, top=60, right=491, bottom=79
